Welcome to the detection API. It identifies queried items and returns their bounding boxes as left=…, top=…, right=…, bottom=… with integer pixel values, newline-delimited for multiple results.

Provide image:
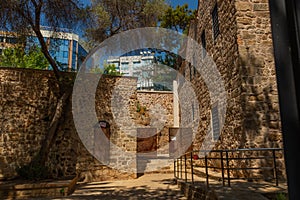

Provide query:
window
left=211, top=104, right=220, bottom=140
left=201, top=31, right=206, bottom=58
left=6, top=37, right=17, bottom=44
left=121, top=63, right=129, bottom=71
left=0, top=37, right=4, bottom=42
left=192, top=103, right=195, bottom=121
left=63, top=51, right=68, bottom=58
left=212, top=4, right=220, bottom=40
left=63, top=39, right=69, bottom=46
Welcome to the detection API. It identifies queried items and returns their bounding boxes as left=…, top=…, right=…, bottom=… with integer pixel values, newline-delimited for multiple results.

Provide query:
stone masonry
left=0, top=68, right=174, bottom=181
left=178, top=0, right=285, bottom=180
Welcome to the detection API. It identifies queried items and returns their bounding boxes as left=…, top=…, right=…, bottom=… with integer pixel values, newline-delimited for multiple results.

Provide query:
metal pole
left=220, top=151, right=225, bottom=186
left=205, top=153, right=209, bottom=188
left=174, top=160, right=176, bottom=179
left=191, top=152, right=194, bottom=184
left=177, top=158, right=179, bottom=178
left=226, top=151, right=231, bottom=187
left=272, top=149, right=279, bottom=186
left=180, top=156, right=183, bottom=179
left=185, top=154, right=187, bottom=182
left=269, top=0, right=300, bottom=198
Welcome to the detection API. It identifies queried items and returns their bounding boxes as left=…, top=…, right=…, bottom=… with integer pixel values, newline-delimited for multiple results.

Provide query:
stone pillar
left=173, top=80, right=180, bottom=127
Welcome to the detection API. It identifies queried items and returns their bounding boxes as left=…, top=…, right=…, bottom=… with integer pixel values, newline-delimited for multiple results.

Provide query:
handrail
left=174, top=148, right=284, bottom=188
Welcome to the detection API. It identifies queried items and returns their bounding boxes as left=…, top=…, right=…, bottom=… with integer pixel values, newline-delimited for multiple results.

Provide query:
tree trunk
left=36, top=88, right=72, bottom=166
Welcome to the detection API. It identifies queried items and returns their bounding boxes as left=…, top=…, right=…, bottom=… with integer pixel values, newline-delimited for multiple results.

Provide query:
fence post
left=185, top=154, right=187, bottom=182
left=174, top=159, right=176, bottom=179
left=177, top=158, right=179, bottom=178
left=220, top=151, right=225, bottom=186
left=272, top=149, right=279, bottom=186
left=180, top=156, right=183, bottom=179
left=191, top=152, right=194, bottom=184
left=205, top=153, right=209, bottom=188
left=226, top=151, right=231, bottom=187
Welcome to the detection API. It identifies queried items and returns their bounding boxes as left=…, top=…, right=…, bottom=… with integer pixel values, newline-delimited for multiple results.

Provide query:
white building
left=107, top=52, right=156, bottom=90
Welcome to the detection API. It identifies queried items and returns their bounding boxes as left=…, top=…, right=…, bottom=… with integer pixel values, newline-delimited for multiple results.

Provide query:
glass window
left=63, top=51, right=68, bottom=58
left=121, top=63, right=129, bottom=71
left=64, top=39, right=69, bottom=46
left=6, top=37, right=17, bottom=44
left=211, top=104, right=220, bottom=141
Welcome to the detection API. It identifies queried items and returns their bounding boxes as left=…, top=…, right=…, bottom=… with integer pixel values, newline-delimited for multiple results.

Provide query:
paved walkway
left=50, top=174, right=186, bottom=200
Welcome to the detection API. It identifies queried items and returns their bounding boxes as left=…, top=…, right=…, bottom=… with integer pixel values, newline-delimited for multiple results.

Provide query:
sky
left=80, top=0, right=198, bottom=9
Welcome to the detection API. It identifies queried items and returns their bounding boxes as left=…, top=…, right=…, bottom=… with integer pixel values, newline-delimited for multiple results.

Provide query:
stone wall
left=0, top=68, right=174, bottom=181
left=137, top=91, right=173, bottom=155
left=235, top=0, right=281, bottom=149
left=179, top=0, right=285, bottom=180
left=0, top=68, right=59, bottom=179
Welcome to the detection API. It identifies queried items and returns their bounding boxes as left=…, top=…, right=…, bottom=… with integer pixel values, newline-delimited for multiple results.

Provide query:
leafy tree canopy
left=86, top=0, right=169, bottom=44
left=0, top=0, right=89, bottom=80
left=160, top=4, right=196, bottom=34
left=0, top=46, right=49, bottom=69
left=90, top=63, right=123, bottom=76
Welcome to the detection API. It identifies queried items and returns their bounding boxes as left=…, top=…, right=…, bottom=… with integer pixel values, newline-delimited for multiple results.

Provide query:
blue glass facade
left=0, top=31, right=88, bottom=71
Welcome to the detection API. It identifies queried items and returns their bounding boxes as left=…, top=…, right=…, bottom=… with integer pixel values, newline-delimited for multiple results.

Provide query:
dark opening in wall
left=212, top=3, right=220, bottom=40
left=201, top=30, right=207, bottom=58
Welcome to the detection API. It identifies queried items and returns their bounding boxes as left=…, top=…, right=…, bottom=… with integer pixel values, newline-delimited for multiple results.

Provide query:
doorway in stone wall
left=137, top=128, right=157, bottom=157
left=93, top=120, right=110, bottom=165
left=137, top=128, right=157, bottom=177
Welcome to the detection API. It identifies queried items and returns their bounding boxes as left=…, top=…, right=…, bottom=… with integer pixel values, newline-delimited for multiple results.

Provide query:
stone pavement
left=48, top=173, right=186, bottom=200
left=176, top=167, right=288, bottom=200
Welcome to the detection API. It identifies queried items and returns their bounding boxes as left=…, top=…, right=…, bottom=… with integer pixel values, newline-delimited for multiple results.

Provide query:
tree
left=0, top=0, right=88, bottom=179
left=86, top=0, right=169, bottom=43
left=103, top=64, right=123, bottom=76
left=156, top=4, right=196, bottom=69
left=0, top=46, right=49, bottom=69
left=160, top=4, right=196, bottom=34
left=90, top=63, right=123, bottom=76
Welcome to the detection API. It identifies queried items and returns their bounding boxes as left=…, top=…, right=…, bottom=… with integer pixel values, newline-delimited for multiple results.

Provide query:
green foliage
left=136, top=101, right=147, bottom=115
left=90, top=67, right=104, bottom=74
left=160, top=4, right=196, bottom=34
left=276, top=193, right=287, bottom=200
left=103, top=64, right=122, bottom=76
left=153, top=4, right=196, bottom=70
left=16, top=163, right=50, bottom=180
left=0, top=0, right=89, bottom=78
left=0, top=46, right=49, bottom=69
left=90, top=63, right=123, bottom=76
left=60, top=187, right=65, bottom=195
left=86, top=0, right=169, bottom=43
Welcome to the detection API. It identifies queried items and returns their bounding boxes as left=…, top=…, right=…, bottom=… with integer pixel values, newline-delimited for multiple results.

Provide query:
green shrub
left=276, top=193, right=287, bottom=200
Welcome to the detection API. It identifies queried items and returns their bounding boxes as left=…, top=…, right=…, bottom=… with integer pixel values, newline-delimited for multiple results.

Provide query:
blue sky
left=80, top=0, right=198, bottom=9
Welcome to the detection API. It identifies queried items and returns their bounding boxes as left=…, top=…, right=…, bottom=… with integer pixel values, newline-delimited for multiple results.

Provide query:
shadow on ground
left=44, top=177, right=185, bottom=200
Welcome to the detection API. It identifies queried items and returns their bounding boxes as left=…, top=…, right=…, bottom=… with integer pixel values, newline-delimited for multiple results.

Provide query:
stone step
left=137, top=158, right=174, bottom=173
left=0, top=177, right=78, bottom=199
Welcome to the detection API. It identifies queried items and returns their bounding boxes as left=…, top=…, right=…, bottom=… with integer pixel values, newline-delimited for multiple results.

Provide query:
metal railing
left=174, top=148, right=283, bottom=188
